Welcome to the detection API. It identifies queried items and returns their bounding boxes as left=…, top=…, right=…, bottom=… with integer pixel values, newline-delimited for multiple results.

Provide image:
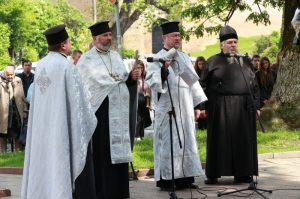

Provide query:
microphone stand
left=218, top=55, right=272, bottom=198
left=160, top=61, right=182, bottom=199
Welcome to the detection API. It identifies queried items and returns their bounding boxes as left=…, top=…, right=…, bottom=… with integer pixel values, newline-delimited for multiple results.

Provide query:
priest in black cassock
left=75, top=21, right=139, bottom=199
left=200, top=25, right=261, bottom=184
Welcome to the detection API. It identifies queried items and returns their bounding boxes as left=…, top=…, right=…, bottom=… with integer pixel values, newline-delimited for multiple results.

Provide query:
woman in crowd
left=256, top=56, right=277, bottom=108
left=194, top=56, right=207, bottom=130
left=194, top=56, right=206, bottom=77
left=0, top=65, right=27, bottom=153
left=135, top=60, right=152, bottom=140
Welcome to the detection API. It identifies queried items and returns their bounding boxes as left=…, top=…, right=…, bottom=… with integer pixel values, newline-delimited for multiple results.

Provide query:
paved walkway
left=1, top=152, right=300, bottom=199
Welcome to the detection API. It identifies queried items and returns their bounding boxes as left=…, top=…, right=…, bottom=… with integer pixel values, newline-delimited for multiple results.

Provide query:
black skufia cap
left=88, top=21, right=111, bottom=36
left=160, top=22, right=180, bottom=35
left=219, top=25, right=238, bottom=42
left=43, top=24, right=69, bottom=45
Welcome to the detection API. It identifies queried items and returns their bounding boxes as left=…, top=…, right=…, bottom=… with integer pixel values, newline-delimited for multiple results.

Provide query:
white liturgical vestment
left=21, top=52, right=97, bottom=199
left=146, top=49, right=207, bottom=181
left=76, top=47, right=133, bottom=164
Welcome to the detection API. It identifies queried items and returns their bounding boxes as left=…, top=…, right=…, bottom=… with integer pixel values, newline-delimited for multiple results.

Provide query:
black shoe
left=204, top=177, right=218, bottom=184
left=234, top=176, right=253, bottom=183
left=176, top=183, right=198, bottom=189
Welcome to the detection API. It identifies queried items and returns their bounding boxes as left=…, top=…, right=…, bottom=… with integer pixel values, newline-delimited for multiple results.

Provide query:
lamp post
left=109, top=0, right=123, bottom=57
left=92, top=0, right=97, bottom=23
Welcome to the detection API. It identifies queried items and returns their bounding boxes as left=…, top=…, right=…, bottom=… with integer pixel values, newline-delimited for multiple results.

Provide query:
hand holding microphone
left=146, top=48, right=177, bottom=69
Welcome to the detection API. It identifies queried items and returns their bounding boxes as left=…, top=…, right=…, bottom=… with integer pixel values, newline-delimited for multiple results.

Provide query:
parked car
left=15, top=62, right=38, bottom=75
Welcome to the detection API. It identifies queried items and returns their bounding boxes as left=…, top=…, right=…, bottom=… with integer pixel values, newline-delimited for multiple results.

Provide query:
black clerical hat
left=88, top=21, right=111, bottom=36
left=160, top=22, right=180, bottom=35
left=219, top=25, right=238, bottom=42
left=43, top=24, right=69, bottom=45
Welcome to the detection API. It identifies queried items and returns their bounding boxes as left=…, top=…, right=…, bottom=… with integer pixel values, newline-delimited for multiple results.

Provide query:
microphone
left=146, top=57, right=172, bottom=63
left=147, top=47, right=177, bottom=63
left=225, top=53, right=246, bottom=57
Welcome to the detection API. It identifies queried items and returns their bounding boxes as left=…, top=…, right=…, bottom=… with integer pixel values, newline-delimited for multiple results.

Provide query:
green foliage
left=22, top=47, right=39, bottom=62
left=0, top=0, right=90, bottom=62
left=253, top=35, right=271, bottom=55
left=27, top=0, right=62, bottom=59
left=277, top=102, right=296, bottom=114
left=122, top=45, right=135, bottom=58
left=253, top=31, right=280, bottom=59
left=180, top=0, right=284, bottom=41
left=96, top=0, right=115, bottom=21
left=0, top=0, right=35, bottom=63
left=263, top=45, right=279, bottom=64
left=54, top=0, right=88, bottom=51
left=0, top=23, right=11, bottom=69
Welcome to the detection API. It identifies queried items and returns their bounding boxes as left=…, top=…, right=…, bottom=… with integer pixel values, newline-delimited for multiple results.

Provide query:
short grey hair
left=2, top=65, right=15, bottom=79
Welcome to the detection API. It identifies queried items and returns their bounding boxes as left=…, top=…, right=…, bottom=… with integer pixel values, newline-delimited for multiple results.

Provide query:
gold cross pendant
left=111, top=74, right=121, bottom=81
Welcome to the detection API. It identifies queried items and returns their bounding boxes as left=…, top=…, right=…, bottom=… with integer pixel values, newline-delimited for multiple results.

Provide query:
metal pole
left=92, top=0, right=97, bottom=23
left=114, top=1, right=123, bottom=57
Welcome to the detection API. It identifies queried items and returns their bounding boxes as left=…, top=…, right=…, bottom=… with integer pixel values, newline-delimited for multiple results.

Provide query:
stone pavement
left=1, top=152, right=300, bottom=199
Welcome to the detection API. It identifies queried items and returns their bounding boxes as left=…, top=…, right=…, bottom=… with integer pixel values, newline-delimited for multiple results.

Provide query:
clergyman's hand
left=194, top=109, right=200, bottom=121
left=256, top=110, right=260, bottom=119
left=199, top=110, right=207, bottom=118
left=130, top=69, right=139, bottom=81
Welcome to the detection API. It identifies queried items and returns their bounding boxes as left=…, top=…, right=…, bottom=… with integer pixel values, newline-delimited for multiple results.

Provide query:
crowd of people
left=0, top=18, right=282, bottom=199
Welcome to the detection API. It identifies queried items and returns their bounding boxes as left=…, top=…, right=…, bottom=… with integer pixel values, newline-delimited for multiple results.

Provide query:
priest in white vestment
left=76, top=21, right=139, bottom=199
left=21, top=25, right=97, bottom=199
left=146, top=22, right=207, bottom=191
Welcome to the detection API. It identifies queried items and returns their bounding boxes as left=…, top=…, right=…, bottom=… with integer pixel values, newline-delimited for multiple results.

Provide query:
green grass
left=1, top=130, right=300, bottom=170
left=0, top=151, right=25, bottom=167
left=190, top=36, right=261, bottom=60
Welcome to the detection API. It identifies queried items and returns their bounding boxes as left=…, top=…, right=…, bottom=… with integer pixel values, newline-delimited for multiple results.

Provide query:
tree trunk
left=261, top=1, right=300, bottom=131
left=272, top=1, right=300, bottom=104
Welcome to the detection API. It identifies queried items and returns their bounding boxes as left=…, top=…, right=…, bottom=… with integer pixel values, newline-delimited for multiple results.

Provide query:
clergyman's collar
left=59, top=52, right=67, bottom=58
left=95, top=47, right=110, bottom=54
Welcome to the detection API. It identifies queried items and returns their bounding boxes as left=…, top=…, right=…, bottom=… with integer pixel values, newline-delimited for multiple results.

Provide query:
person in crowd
left=0, top=65, right=27, bottom=153
left=292, top=0, right=300, bottom=41
left=194, top=56, right=207, bottom=130
left=21, top=24, right=97, bottom=199
left=270, top=49, right=281, bottom=73
left=135, top=60, right=152, bottom=140
left=16, top=60, right=34, bottom=98
left=76, top=21, right=139, bottom=199
left=200, top=25, right=261, bottom=184
left=194, top=56, right=206, bottom=77
left=16, top=60, right=34, bottom=149
left=251, top=54, right=260, bottom=72
left=256, top=56, right=277, bottom=108
left=145, top=21, right=207, bottom=191
left=71, top=49, right=83, bottom=65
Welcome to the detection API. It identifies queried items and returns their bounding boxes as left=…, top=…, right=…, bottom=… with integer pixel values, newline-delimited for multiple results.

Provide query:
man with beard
left=76, top=21, right=139, bottom=199
left=200, top=25, right=261, bottom=184
left=146, top=21, right=207, bottom=191
left=21, top=24, right=97, bottom=199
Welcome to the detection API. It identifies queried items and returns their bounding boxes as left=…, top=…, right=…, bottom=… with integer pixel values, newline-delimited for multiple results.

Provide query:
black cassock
left=73, top=78, right=137, bottom=199
left=200, top=52, right=260, bottom=178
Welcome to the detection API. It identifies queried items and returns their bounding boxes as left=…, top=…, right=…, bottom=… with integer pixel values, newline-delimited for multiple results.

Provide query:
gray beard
left=96, top=43, right=111, bottom=51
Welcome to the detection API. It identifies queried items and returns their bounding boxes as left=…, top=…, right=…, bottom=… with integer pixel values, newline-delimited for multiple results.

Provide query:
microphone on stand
left=225, top=53, right=246, bottom=57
